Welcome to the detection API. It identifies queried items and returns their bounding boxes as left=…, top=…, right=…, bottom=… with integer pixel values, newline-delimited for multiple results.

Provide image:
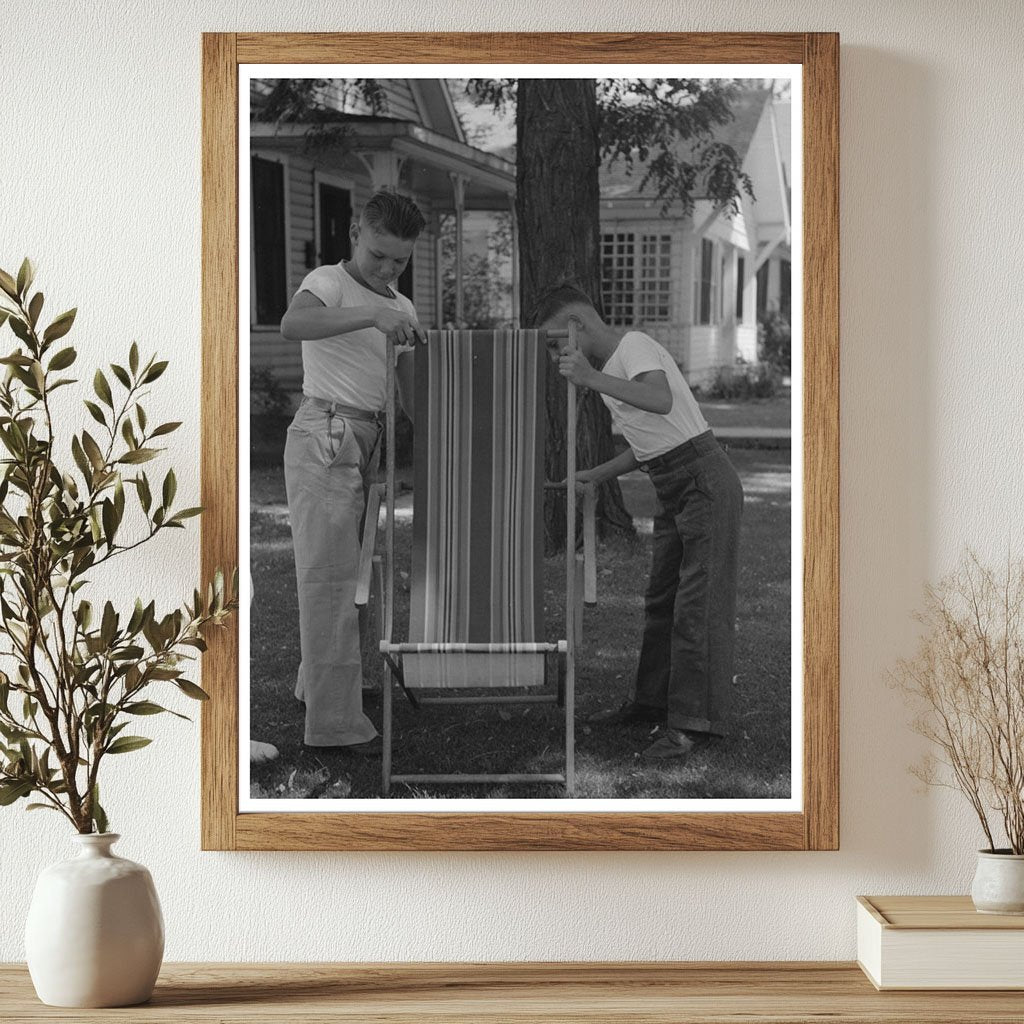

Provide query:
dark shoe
left=641, top=728, right=696, bottom=760
left=587, top=700, right=667, bottom=726
left=336, top=737, right=382, bottom=757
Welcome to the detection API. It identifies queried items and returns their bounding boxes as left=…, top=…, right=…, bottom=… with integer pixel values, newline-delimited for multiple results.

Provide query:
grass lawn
left=249, top=444, right=792, bottom=801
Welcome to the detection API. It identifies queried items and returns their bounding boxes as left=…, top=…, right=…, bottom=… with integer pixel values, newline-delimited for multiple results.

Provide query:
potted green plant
left=0, top=260, right=236, bottom=1006
left=895, top=551, right=1024, bottom=913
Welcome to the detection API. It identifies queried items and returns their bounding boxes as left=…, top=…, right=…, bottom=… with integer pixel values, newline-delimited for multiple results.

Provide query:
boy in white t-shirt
left=277, top=191, right=425, bottom=754
left=536, top=285, right=744, bottom=760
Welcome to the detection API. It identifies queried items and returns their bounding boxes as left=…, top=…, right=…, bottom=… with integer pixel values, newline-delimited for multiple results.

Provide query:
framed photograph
left=201, top=32, right=838, bottom=850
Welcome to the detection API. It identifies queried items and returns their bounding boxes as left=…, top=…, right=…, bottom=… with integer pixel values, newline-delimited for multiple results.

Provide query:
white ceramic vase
left=24, top=833, right=164, bottom=1007
left=971, top=849, right=1024, bottom=915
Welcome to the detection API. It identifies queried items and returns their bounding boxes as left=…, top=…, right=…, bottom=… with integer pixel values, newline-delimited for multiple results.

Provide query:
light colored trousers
left=283, top=397, right=381, bottom=746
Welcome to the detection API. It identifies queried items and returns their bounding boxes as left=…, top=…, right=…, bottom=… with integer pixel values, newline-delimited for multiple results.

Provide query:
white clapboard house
left=248, top=79, right=791, bottom=401
left=598, top=86, right=792, bottom=385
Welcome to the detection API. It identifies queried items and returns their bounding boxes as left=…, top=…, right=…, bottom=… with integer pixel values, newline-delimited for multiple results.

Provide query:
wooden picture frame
left=201, top=31, right=839, bottom=851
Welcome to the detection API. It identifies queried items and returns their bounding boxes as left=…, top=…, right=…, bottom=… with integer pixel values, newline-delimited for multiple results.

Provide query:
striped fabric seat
left=405, top=329, right=546, bottom=688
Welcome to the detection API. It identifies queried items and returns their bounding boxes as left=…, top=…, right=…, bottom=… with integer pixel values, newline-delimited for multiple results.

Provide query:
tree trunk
left=515, top=79, right=635, bottom=548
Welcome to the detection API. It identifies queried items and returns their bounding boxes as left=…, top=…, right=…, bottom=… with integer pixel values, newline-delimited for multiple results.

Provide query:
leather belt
left=304, top=396, right=383, bottom=423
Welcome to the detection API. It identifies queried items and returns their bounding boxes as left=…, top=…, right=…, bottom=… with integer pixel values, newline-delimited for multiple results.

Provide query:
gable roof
left=600, top=87, right=772, bottom=202
left=250, top=78, right=466, bottom=143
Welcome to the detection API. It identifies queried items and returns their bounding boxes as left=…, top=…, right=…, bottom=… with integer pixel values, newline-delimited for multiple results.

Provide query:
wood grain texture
left=3, top=962, right=1023, bottom=1023
left=801, top=32, right=841, bottom=852
left=862, top=895, right=1024, bottom=930
left=200, top=32, right=238, bottom=852
left=200, top=32, right=841, bottom=850
left=233, top=810, right=806, bottom=852
left=235, top=32, right=807, bottom=64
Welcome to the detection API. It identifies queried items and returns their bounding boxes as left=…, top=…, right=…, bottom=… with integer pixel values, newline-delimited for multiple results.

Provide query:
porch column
left=433, top=210, right=444, bottom=329
left=358, top=151, right=405, bottom=192
left=449, top=173, right=467, bottom=326
left=508, top=194, right=520, bottom=328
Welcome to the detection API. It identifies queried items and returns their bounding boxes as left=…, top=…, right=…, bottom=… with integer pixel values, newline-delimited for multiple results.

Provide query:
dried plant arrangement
left=0, top=259, right=236, bottom=834
left=894, top=551, right=1024, bottom=854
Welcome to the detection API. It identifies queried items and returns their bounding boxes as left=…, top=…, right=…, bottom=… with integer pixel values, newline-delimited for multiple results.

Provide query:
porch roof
left=250, top=117, right=515, bottom=211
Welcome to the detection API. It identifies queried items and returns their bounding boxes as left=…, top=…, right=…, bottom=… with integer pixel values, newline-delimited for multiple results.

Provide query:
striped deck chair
left=356, top=326, right=597, bottom=795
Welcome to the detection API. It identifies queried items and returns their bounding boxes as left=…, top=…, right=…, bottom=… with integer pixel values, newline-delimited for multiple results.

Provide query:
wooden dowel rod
left=391, top=774, right=567, bottom=786
left=417, top=694, right=558, bottom=705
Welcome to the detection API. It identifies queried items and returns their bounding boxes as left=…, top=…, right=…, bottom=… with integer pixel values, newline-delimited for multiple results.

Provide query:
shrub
left=703, top=361, right=781, bottom=400
left=250, top=364, right=291, bottom=418
left=758, top=309, right=791, bottom=375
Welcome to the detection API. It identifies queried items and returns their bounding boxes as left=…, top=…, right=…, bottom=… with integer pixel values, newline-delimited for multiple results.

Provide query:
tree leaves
left=0, top=779, right=33, bottom=805
left=175, top=679, right=210, bottom=701
left=27, top=292, right=44, bottom=328
left=0, top=268, right=18, bottom=301
left=91, top=787, right=109, bottom=834
left=42, top=308, right=76, bottom=344
left=15, top=258, right=35, bottom=299
left=48, top=347, right=77, bottom=372
left=142, top=361, right=168, bottom=384
left=117, top=448, right=158, bottom=465
left=161, top=468, right=176, bottom=509
left=105, top=736, right=152, bottom=755
left=93, top=369, right=113, bottom=409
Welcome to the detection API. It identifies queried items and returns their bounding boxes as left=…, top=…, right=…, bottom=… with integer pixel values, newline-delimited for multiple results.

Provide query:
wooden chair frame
left=356, top=326, right=596, bottom=795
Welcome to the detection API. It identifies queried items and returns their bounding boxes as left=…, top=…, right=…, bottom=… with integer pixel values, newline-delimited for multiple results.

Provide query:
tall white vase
left=24, top=833, right=164, bottom=1007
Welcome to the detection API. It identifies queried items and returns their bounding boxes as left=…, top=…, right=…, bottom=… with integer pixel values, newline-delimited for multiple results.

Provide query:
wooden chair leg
left=565, top=649, right=576, bottom=796
left=382, top=657, right=393, bottom=796
left=583, top=482, right=597, bottom=606
left=372, top=555, right=384, bottom=643
left=574, top=555, right=585, bottom=647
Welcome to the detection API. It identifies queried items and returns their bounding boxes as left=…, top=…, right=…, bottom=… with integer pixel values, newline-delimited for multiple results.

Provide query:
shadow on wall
left=838, top=47, right=940, bottom=871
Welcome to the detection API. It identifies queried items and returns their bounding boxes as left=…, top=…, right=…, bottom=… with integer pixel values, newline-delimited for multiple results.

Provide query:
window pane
left=699, top=238, right=713, bottom=325
left=601, top=231, right=636, bottom=325
left=756, top=261, right=769, bottom=319
left=252, top=156, right=287, bottom=325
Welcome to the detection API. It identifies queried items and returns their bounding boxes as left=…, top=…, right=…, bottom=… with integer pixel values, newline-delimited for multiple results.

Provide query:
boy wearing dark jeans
left=536, top=286, right=743, bottom=760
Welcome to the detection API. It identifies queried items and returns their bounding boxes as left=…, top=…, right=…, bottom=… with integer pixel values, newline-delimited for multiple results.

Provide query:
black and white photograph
left=241, top=65, right=801, bottom=808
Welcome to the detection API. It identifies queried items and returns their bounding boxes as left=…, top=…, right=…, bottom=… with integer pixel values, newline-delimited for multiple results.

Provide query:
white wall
left=2, top=0, right=1022, bottom=962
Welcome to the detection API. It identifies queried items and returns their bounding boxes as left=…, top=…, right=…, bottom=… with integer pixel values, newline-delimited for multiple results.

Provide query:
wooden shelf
left=3, top=962, right=1024, bottom=1022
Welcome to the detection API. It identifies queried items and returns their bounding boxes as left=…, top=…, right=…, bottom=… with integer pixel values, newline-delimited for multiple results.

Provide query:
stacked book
left=857, top=895, right=1024, bottom=989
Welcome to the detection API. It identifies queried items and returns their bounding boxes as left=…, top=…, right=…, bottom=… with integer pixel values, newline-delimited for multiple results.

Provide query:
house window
left=251, top=155, right=288, bottom=325
left=779, top=259, right=791, bottom=319
left=736, top=256, right=745, bottom=320
left=719, top=251, right=727, bottom=323
left=601, top=233, right=636, bottom=325
left=697, top=238, right=715, bottom=325
left=638, top=235, right=672, bottom=322
left=756, top=260, right=770, bottom=319
left=397, top=254, right=414, bottom=302
left=600, top=232, right=673, bottom=326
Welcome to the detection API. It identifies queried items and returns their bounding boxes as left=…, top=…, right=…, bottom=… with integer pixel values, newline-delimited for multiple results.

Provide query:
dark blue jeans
left=634, top=430, right=743, bottom=736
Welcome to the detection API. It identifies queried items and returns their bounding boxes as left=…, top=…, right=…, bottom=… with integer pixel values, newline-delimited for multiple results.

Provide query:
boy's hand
left=552, top=471, right=594, bottom=494
left=374, top=308, right=426, bottom=346
left=558, top=349, right=595, bottom=388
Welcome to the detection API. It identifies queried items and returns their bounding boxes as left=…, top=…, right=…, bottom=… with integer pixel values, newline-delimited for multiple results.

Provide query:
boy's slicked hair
left=361, top=190, right=427, bottom=240
left=530, top=284, right=596, bottom=327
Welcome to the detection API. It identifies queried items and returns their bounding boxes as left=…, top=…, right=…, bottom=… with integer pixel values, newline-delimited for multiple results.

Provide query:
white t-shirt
left=599, top=331, right=709, bottom=461
left=296, top=262, right=417, bottom=411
